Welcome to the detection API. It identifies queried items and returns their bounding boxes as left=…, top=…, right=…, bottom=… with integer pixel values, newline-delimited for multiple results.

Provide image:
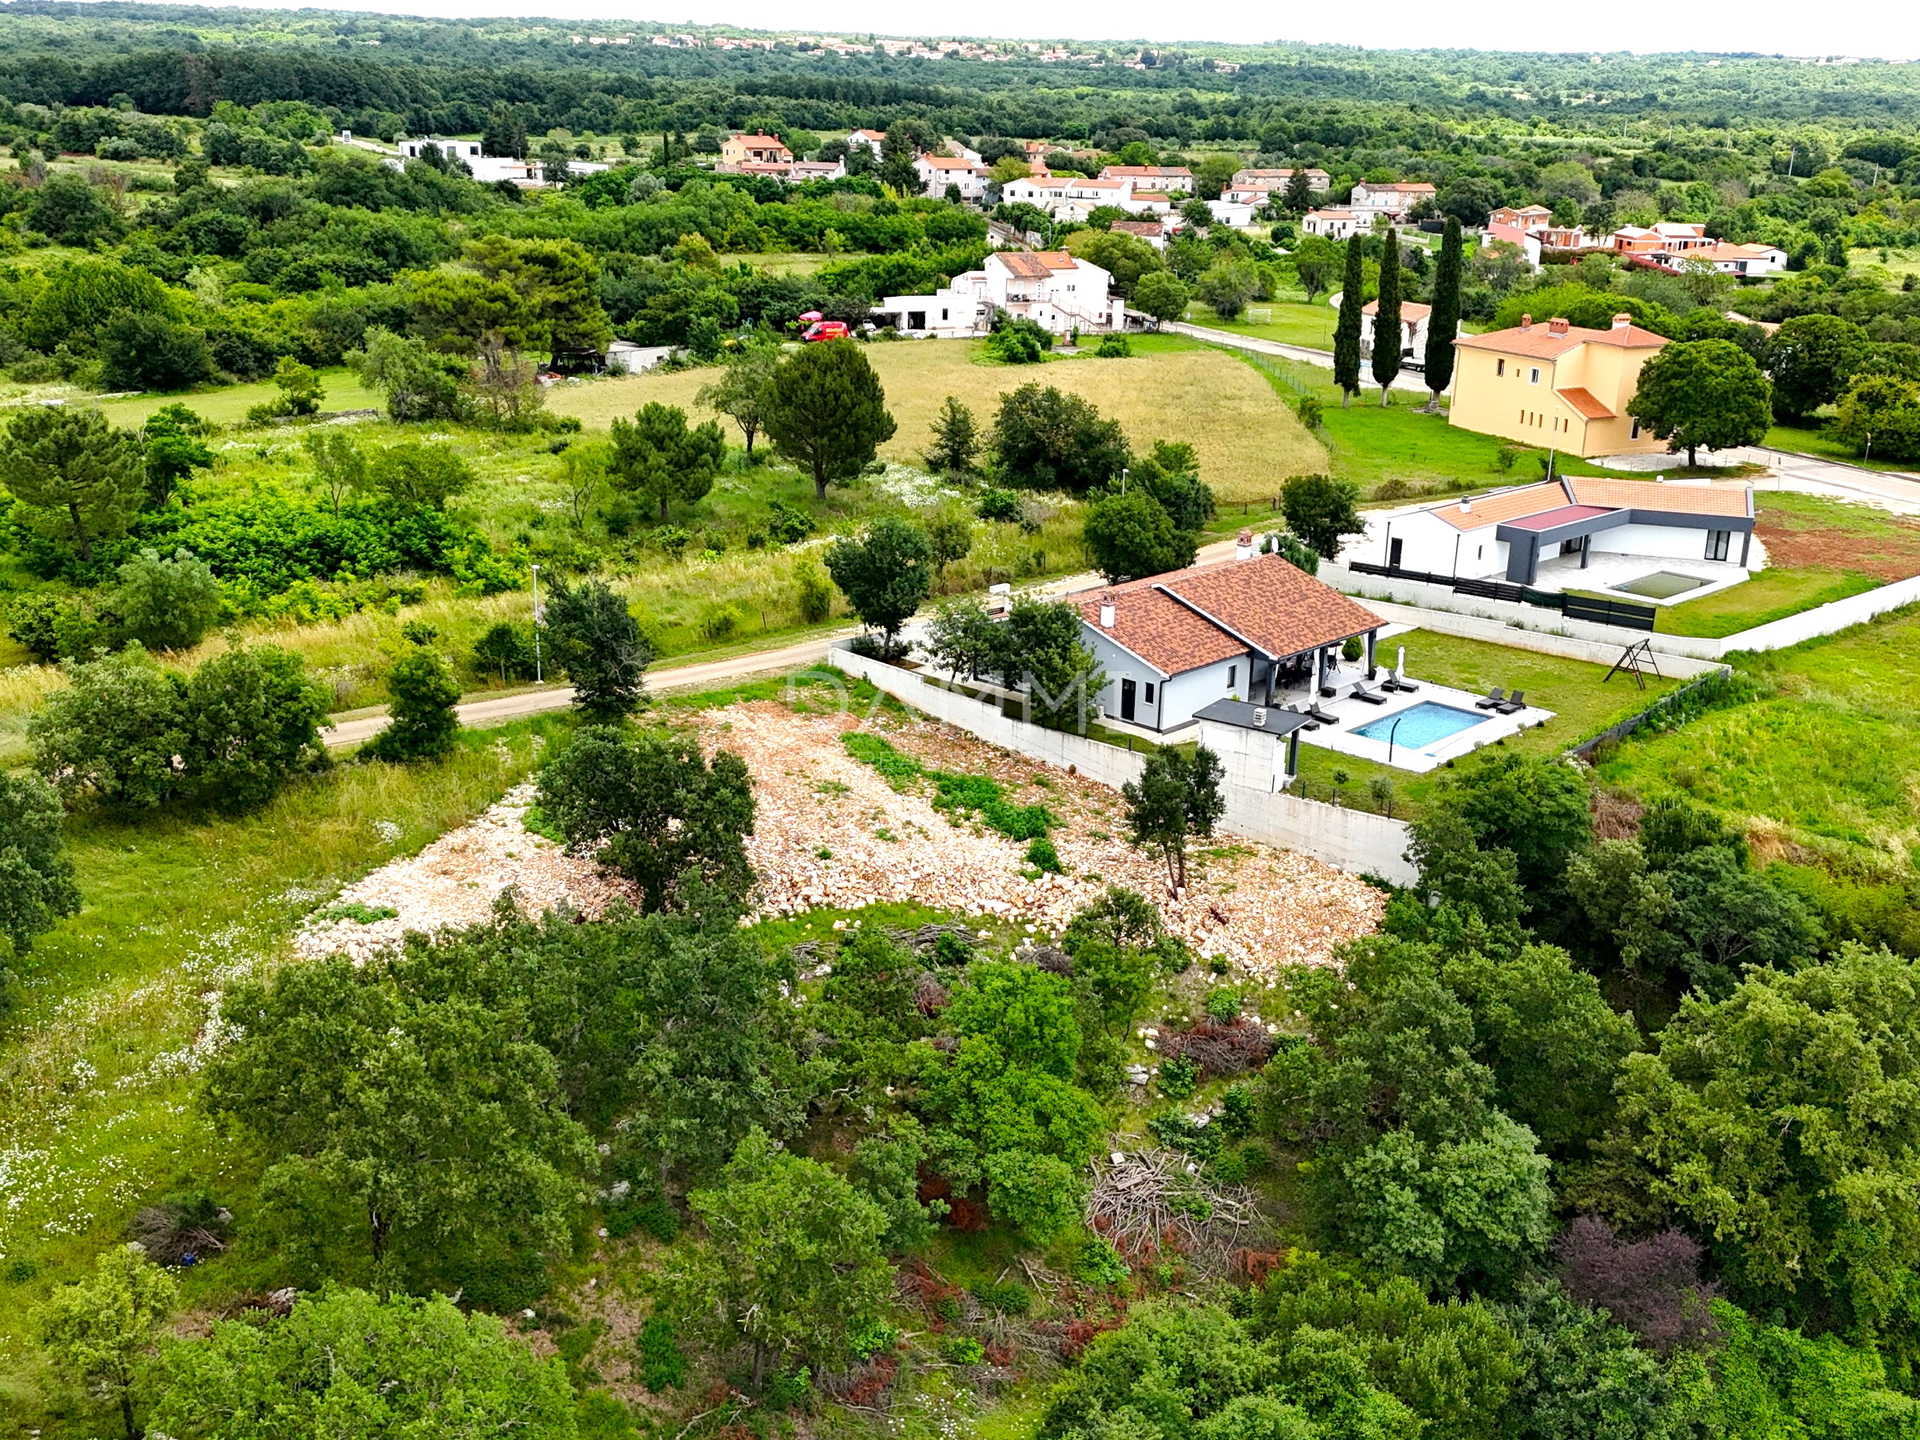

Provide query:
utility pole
left=530, top=563, right=544, bottom=683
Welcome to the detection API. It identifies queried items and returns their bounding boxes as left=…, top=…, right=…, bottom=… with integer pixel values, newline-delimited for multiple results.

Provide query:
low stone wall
left=830, top=645, right=1416, bottom=885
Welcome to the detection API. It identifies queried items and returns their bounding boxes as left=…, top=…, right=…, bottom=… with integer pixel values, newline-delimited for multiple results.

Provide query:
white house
left=873, top=249, right=1125, bottom=339
left=1206, top=199, right=1258, bottom=229
left=1000, top=171, right=1070, bottom=211
left=1301, top=208, right=1364, bottom=239
left=1361, top=299, right=1432, bottom=363
left=1100, top=164, right=1194, bottom=193
left=1353, top=476, right=1758, bottom=586
left=1072, top=548, right=1385, bottom=733
left=940, top=137, right=984, bottom=165
left=1692, top=241, right=1789, bottom=278
left=1348, top=181, right=1437, bottom=222
left=1110, top=219, right=1167, bottom=251
left=915, top=154, right=990, bottom=201
left=845, top=128, right=887, bottom=153
left=1121, top=190, right=1176, bottom=218
left=391, top=137, right=540, bottom=185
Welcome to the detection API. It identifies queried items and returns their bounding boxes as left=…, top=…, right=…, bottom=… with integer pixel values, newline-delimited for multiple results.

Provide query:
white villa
left=872, top=250, right=1125, bottom=338
left=1352, top=477, right=1759, bottom=587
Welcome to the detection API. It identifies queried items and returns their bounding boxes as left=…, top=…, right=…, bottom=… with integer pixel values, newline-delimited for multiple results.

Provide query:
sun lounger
left=1308, top=705, right=1340, bottom=726
left=1495, top=690, right=1527, bottom=714
left=1350, top=683, right=1389, bottom=706
left=1382, top=672, right=1420, bottom=694
left=1474, top=687, right=1506, bottom=710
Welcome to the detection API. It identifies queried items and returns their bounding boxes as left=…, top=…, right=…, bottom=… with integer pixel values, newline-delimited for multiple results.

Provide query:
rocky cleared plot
left=299, top=702, right=1384, bottom=974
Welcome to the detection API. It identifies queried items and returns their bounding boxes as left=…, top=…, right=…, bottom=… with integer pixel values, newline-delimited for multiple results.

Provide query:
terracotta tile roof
left=1569, top=478, right=1752, bottom=519
left=1111, top=220, right=1163, bottom=236
left=1454, top=320, right=1668, bottom=359
left=995, top=251, right=1078, bottom=279
left=1075, top=584, right=1244, bottom=677
left=1555, top=386, right=1614, bottom=420
left=1160, top=554, right=1383, bottom=661
left=1076, top=554, right=1381, bottom=675
left=1427, top=481, right=1572, bottom=531
left=921, top=156, right=986, bottom=171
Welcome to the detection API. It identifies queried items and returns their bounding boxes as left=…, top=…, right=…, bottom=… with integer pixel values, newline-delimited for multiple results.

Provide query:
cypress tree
left=1332, top=234, right=1365, bottom=409
left=1372, top=226, right=1402, bottom=406
left=1424, top=217, right=1464, bottom=412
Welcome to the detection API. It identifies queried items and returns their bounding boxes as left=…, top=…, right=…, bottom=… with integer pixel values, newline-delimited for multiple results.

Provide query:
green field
left=1185, top=299, right=1340, bottom=348
left=1599, top=604, right=1920, bottom=864
left=1287, top=627, right=1682, bottom=817
left=1765, top=421, right=1920, bottom=474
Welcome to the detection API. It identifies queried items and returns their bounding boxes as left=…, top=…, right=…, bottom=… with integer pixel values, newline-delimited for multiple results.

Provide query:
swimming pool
left=1352, top=702, right=1487, bottom=750
left=1613, top=571, right=1710, bottom=600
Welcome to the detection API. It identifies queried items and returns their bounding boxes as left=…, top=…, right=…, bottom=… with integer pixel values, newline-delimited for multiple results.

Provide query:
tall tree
left=924, top=395, right=981, bottom=476
left=35, top=1244, right=177, bottom=1440
left=664, top=1130, right=891, bottom=1391
left=763, top=342, right=897, bottom=500
left=1372, top=226, right=1403, bottom=405
left=825, top=517, right=935, bottom=657
left=1122, top=744, right=1227, bottom=893
left=1083, top=489, right=1196, bottom=583
left=362, top=646, right=461, bottom=762
left=537, top=727, right=756, bottom=914
left=1627, top=340, right=1774, bottom=467
left=0, top=771, right=81, bottom=959
left=1424, top=218, right=1463, bottom=412
left=1280, top=474, right=1365, bottom=559
left=694, top=344, right=780, bottom=460
left=0, top=406, right=144, bottom=564
left=1284, top=168, right=1314, bottom=212
left=609, top=403, right=725, bottom=523
left=1333, top=234, right=1366, bottom=408
left=543, top=577, right=652, bottom=720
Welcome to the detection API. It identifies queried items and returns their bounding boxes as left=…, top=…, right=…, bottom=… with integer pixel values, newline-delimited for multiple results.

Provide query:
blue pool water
left=1352, top=702, right=1486, bottom=750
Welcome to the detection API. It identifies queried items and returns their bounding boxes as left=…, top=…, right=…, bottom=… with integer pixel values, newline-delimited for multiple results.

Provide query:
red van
left=801, top=320, right=850, bottom=342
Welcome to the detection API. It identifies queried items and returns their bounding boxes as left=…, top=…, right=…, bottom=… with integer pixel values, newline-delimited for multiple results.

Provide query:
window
left=1496, top=358, right=1506, bottom=377
left=1144, top=682, right=1156, bottom=703
left=1529, top=367, right=1541, bottom=384
left=1630, top=419, right=1642, bottom=440
left=1706, top=529, right=1732, bottom=562
left=941, top=308, right=949, bottom=321
left=1228, top=665, right=1237, bottom=691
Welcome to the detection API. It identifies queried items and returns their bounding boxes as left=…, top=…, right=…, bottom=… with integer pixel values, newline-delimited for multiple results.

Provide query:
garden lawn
left=1764, top=421, right=1920, bottom=475
left=1640, top=569, right=1881, bottom=639
left=0, top=718, right=564, bottom=1375
left=547, top=339, right=1327, bottom=504
left=1234, top=354, right=1639, bottom=498
left=1598, top=603, right=1920, bottom=863
left=1286, top=627, right=1682, bottom=819
left=1185, top=299, right=1340, bottom=349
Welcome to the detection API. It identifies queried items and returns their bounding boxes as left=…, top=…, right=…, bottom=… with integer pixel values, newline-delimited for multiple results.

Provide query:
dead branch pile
left=1087, top=1148, right=1264, bottom=1268
left=888, top=922, right=982, bottom=958
left=1158, top=1018, right=1276, bottom=1077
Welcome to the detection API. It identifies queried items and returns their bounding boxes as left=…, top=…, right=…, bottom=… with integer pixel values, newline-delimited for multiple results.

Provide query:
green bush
left=1096, top=334, right=1132, bottom=358
left=1074, top=1235, right=1129, bottom=1286
left=969, top=1279, right=1032, bottom=1315
left=318, top=902, right=398, bottom=924
left=362, top=647, right=460, bottom=762
left=117, top=547, right=223, bottom=652
left=976, top=489, right=1024, bottom=524
left=636, top=1315, right=686, bottom=1392
left=795, top=562, right=833, bottom=623
left=1206, top=988, right=1241, bottom=1022
left=1158, top=1055, right=1200, bottom=1100
left=1026, top=836, right=1064, bottom=873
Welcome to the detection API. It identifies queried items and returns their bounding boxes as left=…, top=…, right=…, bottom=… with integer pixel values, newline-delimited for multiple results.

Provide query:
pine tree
left=1284, top=169, right=1313, bottom=213
left=1424, top=217, right=1464, bottom=413
left=1372, top=226, right=1402, bottom=406
left=1332, top=235, right=1366, bottom=409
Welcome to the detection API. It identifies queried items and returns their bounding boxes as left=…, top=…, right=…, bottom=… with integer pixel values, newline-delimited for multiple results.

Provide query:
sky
left=146, top=0, right=1920, bottom=59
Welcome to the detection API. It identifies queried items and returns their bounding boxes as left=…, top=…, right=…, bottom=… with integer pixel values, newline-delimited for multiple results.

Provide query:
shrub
left=637, top=1315, right=687, bottom=1392
left=1296, top=394, right=1323, bottom=430
left=976, top=489, right=1024, bottom=523
left=362, top=648, right=460, bottom=762
left=117, top=547, right=223, bottom=651
left=1342, top=636, right=1365, bottom=663
left=1206, top=988, right=1241, bottom=1022
left=766, top=498, right=817, bottom=544
left=1026, top=836, right=1064, bottom=873
left=795, top=562, right=833, bottom=624
left=1158, top=1054, right=1199, bottom=1100
left=1096, top=334, right=1132, bottom=358
left=471, top=621, right=537, bottom=685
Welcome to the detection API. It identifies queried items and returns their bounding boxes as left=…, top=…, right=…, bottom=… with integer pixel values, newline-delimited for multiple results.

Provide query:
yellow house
left=1449, top=313, right=1669, bottom=458
left=719, top=132, right=792, bottom=168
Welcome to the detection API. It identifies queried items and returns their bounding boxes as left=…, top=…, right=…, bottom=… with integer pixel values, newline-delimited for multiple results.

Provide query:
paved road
left=322, top=629, right=857, bottom=749
left=1166, top=320, right=1440, bottom=397
left=1595, top=445, right=1920, bottom=514
left=320, top=535, right=1264, bottom=749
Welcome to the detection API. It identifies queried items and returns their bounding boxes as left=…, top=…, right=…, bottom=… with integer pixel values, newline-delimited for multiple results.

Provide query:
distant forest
left=3, top=1, right=1920, bottom=147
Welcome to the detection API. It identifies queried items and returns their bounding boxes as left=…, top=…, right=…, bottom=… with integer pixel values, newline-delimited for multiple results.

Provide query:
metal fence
left=1346, top=561, right=1657, bottom=632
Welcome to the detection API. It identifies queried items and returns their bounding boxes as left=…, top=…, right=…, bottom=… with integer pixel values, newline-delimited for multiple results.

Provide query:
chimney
left=1612, top=313, right=1632, bottom=330
left=1235, top=527, right=1255, bottom=561
left=1518, top=313, right=1532, bottom=331
left=1099, top=603, right=1115, bottom=629
left=1548, top=317, right=1569, bottom=336
left=1459, top=498, right=1472, bottom=514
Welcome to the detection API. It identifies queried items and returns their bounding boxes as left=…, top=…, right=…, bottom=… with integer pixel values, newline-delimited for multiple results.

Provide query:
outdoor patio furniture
left=1381, top=672, right=1420, bottom=694
left=1496, top=690, right=1527, bottom=714
left=1308, top=705, right=1340, bottom=725
left=1475, top=687, right=1507, bottom=710
left=1350, top=683, right=1389, bottom=705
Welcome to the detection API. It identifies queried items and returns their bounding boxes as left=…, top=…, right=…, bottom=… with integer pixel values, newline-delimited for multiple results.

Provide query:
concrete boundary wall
left=1357, top=600, right=1728, bottom=679
left=830, top=646, right=1416, bottom=884
left=1324, top=563, right=1920, bottom=662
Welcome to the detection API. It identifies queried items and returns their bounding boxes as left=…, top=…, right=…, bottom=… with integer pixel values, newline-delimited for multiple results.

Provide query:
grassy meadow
left=546, top=336, right=1329, bottom=505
